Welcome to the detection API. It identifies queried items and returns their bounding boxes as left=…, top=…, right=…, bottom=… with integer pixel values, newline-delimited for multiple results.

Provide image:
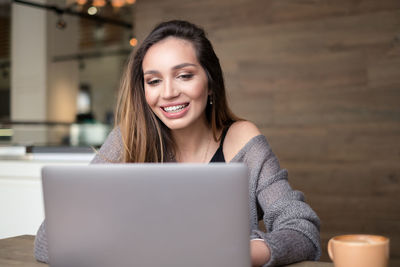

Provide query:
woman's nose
left=161, top=79, right=179, bottom=99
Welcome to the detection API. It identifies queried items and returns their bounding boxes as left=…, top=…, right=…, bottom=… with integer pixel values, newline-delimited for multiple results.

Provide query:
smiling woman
left=114, top=20, right=240, bottom=163
left=34, top=20, right=321, bottom=267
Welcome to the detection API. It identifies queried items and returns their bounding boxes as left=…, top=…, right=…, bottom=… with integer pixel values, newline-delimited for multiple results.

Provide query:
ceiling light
left=76, top=0, right=87, bottom=5
left=111, top=0, right=125, bottom=8
left=87, top=6, right=97, bottom=15
left=129, top=37, right=137, bottom=47
left=92, top=0, right=106, bottom=7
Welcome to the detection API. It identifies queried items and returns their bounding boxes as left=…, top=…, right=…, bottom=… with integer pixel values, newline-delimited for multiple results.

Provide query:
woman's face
left=142, top=37, right=209, bottom=131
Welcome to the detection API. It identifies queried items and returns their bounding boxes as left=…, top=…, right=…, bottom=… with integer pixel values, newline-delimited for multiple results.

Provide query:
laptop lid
left=42, top=163, right=251, bottom=267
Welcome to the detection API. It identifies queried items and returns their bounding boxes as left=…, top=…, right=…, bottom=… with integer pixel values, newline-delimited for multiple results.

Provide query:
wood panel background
left=133, top=0, right=400, bottom=265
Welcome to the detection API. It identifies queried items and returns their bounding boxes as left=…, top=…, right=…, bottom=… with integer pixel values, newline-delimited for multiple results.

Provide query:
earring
left=209, top=95, right=213, bottom=105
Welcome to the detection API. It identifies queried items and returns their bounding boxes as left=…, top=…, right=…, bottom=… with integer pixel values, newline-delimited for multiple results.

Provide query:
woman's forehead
left=142, top=37, right=199, bottom=71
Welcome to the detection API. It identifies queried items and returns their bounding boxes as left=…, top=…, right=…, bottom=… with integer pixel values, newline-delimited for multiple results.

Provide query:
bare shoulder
left=223, top=121, right=262, bottom=162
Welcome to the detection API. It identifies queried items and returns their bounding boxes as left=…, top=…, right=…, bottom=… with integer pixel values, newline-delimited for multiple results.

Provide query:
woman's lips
left=160, top=103, right=190, bottom=119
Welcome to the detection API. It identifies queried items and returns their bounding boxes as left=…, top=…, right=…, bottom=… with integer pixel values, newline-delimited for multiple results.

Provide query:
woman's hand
left=250, top=239, right=270, bottom=267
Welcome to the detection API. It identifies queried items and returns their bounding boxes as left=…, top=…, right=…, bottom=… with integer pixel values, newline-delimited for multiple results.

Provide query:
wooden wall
left=134, top=0, right=400, bottom=265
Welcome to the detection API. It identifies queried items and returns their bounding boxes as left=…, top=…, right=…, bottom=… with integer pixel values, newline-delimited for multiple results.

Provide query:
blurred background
left=0, top=0, right=399, bottom=265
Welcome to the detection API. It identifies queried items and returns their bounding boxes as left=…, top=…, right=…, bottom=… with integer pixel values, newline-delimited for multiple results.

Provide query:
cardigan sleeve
left=91, top=127, right=123, bottom=163
left=33, top=221, right=49, bottom=263
left=232, top=135, right=321, bottom=266
left=33, top=127, right=123, bottom=263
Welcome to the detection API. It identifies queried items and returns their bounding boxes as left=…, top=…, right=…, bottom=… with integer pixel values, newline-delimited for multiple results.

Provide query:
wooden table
left=0, top=235, right=334, bottom=267
left=0, top=235, right=46, bottom=266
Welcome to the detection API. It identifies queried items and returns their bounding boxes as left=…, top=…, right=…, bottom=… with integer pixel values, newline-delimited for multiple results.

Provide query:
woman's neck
left=172, top=118, right=214, bottom=163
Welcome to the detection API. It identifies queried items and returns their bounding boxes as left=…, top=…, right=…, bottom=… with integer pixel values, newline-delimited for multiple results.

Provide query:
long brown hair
left=115, top=20, right=239, bottom=163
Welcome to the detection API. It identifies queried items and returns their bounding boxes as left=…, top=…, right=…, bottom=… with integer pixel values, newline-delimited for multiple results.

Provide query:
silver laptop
left=42, top=164, right=251, bottom=267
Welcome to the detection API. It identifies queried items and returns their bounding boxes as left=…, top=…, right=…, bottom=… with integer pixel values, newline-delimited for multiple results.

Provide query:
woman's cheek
left=144, top=89, right=157, bottom=107
left=184, top=81, right=207, bottom=99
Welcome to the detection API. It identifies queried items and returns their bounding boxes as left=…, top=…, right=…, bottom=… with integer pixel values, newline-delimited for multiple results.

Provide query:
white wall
left=11, top=1, right=79, bottom=124
left=11, top=0, right=47, bottom=122
left=0, top=158, right=92, bottom=239
left=46, top=10, right=79, bottom=123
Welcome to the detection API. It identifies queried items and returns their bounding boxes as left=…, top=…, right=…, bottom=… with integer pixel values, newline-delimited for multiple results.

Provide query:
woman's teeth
left=163, top=104, right=188, bottom=113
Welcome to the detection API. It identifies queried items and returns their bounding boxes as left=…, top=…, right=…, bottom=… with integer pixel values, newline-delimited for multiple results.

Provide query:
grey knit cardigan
left=34, top=128, right=321, bottom=266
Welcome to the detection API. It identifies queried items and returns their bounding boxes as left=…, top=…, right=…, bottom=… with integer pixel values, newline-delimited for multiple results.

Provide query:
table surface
left=0, top=235, right=334, bottom=267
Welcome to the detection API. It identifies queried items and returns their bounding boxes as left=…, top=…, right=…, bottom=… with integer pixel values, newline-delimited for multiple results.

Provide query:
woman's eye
left=178, top=73, right=194, bottom=80
left=147, top=79, right=161, bottom=85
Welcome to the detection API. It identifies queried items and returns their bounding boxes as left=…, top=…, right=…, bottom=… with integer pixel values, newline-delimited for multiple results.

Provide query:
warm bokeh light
left=111, top=0, right=125, bottom=8
left=126, top=0, right=136, bottom=4
left=93, top=0, right=106, bottom=7
left=129, top=37, right=138, bottom=47
left=76, top=0, right=87, bottom=5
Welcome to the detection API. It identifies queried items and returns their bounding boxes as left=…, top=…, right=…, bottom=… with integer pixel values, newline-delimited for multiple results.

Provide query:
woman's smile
left=161, top=103, right=189, bottom=113
left=160, top=103, right=190, bottom=119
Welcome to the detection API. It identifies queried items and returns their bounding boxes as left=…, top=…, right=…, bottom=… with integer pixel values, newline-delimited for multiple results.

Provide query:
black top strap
left=209, top=126, right=230, bottom=163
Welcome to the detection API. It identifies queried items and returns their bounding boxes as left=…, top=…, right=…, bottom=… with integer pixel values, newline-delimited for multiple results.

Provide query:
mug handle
left=327, top=239, right=334, bottom=261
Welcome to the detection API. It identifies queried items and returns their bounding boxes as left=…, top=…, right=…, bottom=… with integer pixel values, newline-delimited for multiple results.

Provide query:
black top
left=209, top=127, right=229, bottom=163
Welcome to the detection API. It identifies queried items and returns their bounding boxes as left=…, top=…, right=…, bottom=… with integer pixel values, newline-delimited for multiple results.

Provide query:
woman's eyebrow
left=143, top=63, right=197, bottom=75
left=172, top=63, right=197, bottom=70
left=143, top=70, right=159, bottom=75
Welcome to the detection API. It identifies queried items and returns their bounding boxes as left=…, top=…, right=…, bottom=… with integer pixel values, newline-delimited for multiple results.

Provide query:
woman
left=35, top=20, right=320, bottom=266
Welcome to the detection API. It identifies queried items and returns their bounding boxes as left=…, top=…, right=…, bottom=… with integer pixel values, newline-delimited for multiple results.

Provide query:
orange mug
left=328, top=234, right=389, bottom=267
